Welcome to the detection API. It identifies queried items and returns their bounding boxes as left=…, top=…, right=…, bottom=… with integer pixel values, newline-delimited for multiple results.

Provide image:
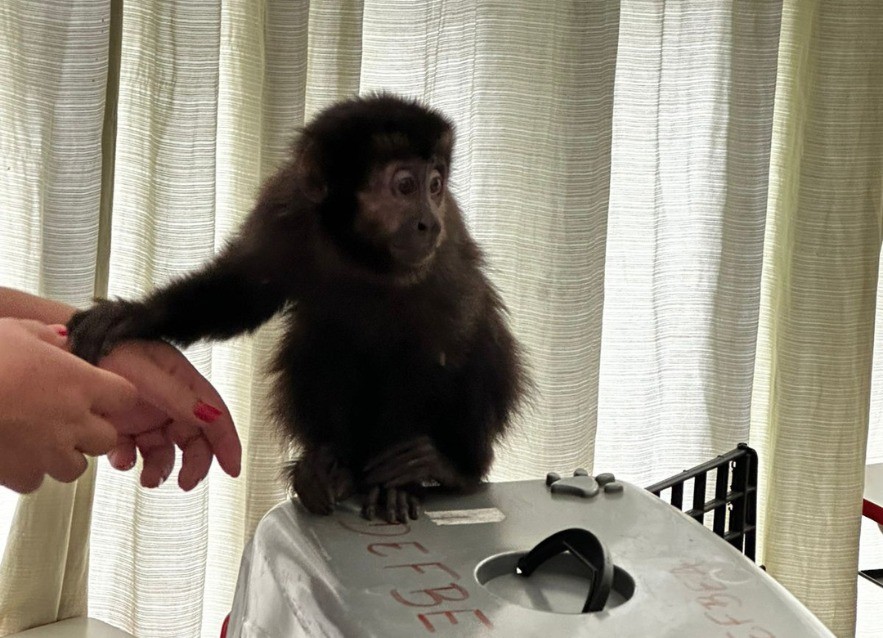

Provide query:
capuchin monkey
left=67, top=94, right=527, bottom=523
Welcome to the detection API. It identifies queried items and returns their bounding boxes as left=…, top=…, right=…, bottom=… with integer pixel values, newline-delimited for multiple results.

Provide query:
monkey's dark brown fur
left=68, top=94, right=526, bottom=522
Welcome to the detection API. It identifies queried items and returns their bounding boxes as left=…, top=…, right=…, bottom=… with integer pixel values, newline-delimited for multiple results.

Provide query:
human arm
left=0, top=287, right=242, bottom=489
left=0, top=318, right=136, bottom=493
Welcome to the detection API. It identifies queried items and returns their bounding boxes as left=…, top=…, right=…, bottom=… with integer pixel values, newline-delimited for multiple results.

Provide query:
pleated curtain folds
left=1, top=2, right=882, bottom=637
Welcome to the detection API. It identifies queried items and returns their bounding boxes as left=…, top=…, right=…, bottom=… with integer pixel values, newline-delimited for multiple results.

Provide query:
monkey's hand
left=361, top=484, right=423, bottom=524
left=362, top=435, right=474, bottom=492
left=292, top=446, right=354, bottom=516
left=68, top=299, right=154, bottom=365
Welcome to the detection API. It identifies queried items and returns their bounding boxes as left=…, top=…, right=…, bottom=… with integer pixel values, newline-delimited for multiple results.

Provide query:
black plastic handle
left=515, top=527, right=614, bottom=613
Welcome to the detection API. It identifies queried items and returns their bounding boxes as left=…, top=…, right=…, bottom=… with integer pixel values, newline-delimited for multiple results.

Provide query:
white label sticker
left=425, top=507, right=506, bottom=525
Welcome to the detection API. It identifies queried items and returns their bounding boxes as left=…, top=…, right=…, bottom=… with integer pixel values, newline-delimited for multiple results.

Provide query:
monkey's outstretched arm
left=68, top=215, right=302, bottom=364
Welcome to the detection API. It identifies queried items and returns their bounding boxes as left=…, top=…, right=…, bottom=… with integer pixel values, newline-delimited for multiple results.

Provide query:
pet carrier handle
left=515, top=527, right=614, bottom=612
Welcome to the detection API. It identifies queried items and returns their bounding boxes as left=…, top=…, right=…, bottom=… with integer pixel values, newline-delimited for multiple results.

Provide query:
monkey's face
left=293, top=94, right=456, bottom=279
left=355, top=158, right=447, bottom=272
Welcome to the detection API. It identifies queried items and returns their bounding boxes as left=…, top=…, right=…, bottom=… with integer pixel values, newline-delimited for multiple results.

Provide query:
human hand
left=95, top=340, right=242, bottom=490
left=0, top=318, right=138, bottom=493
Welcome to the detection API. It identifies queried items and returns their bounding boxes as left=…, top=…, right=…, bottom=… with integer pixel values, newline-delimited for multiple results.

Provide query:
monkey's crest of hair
left=293, top=93, right=455, bottom=203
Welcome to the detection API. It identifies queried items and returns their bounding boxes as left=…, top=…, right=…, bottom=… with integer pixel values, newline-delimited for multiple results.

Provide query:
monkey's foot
left=362, top=435, right=469, bottom=491
left=360, top=484, right=422, bottom=523
left=292, top=447, right=354, bottom=516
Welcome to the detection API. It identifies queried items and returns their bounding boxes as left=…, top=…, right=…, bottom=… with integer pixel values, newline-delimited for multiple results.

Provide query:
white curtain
left=0, top=2, right=110, bottom=633
left=2, top=1, right=882, bottom=637
left=595, top=1, right=781, bottom=483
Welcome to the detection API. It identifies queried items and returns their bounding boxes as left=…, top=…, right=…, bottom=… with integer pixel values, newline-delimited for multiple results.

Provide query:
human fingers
left=135, top=430, right=175, bottom=488
left=169, top=423, right=213, bottom=491
left=163, top=368, right=242, bottom=479
left=44, top=448, right=89, bottom=484
left=106, top=399, right=165, bottom=437
left=74, top=414, right=119, bottom=456
left=102, top=344, right=241, bottom=478
left=85, top=366, right=139, bottom=417
left=11, top=318, right=69, bottom=349
left=189, top=406, right=241, bottom=479
left=104, top=344, right=223, bottom=426
left=108, top=435, right=137, bottom=471
left=0, top=457, right=45, bottom=494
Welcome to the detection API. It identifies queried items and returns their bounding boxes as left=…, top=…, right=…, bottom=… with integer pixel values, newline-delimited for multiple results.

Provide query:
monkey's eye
left=394, top=171, right=418, bottom=196
left=429, top=174, right=443, bottom=195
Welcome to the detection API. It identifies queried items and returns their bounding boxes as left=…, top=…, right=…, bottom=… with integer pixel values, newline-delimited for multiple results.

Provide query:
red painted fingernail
left=54, top=326, right=68, bottom=337
left=194, top=400, right=222, bottom=423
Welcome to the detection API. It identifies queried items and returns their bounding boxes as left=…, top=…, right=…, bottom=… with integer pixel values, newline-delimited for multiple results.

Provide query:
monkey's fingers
left=68, top=300, right=138, bottom=365
left=293, top=482, right=334, bottom=515
left=363, top=440, right=437, bottom=477
left=295, top=483, right=334, bottom=515
left=385, top=487, right=422, bottom=521
left=293, top=460, right=334, bottom=515
left=67, top=309, right=112, bottom=365
left=382, top=465, right=437, bottom=488
left=362, top=436, right=434, bottom=473
left=363, top=451, right=436, bottom=485
left=330, top=466, right=355, bottom=501
left=384, top=455, right=467, bottom=490
left=361, top=486, right=381, bottom=520
left=310, top=453, right=337, bottom=506
left=408, top=493, right=421, bottom=520
left=395, top=489, right=411, bottom=523
left=315, top=445, right=339, bottom=467
left=385, top=487, right=400, bottom=524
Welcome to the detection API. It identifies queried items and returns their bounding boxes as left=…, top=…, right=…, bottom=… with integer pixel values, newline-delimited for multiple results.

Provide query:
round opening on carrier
left=475, top=551, right=635, bottom=614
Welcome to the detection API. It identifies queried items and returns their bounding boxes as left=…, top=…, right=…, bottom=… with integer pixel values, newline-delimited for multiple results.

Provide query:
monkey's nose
left=415, top=218, right=440, bottom=237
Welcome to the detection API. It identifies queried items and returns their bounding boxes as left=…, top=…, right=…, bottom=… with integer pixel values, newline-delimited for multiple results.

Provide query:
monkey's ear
left=436, top=128, right=455, bottom=162
left=294, top=139, right=328, bottom=204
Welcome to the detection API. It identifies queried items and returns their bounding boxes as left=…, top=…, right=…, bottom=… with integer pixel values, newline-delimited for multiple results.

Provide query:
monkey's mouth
left=390, top=243, right=435, bottom=269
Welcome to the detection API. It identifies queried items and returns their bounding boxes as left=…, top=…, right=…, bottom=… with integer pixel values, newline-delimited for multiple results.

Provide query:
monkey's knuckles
left=292, top=462, right=337, bottom=515
left=67, top=303, right=127, bottom=365
left=365, top=450, right=444, bottom=487
left=294, top=482, right=334, bottom=515
left=357, top=483, right=422, bottom=522
left=363, top=441, right=435, bottom=482
left=360, top=491, right=379, bottom=520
